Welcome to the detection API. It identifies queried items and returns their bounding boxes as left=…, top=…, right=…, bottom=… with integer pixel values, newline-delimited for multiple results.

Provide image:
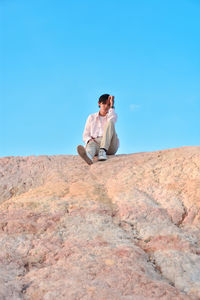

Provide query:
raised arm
left=107, top=95, right=117, bottom=123
left=109, top=95, right=114, bottom=108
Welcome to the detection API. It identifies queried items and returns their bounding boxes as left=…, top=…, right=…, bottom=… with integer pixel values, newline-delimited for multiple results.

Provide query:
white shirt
left=99, top=115, right=107, bottom=136
left=83, top=108, right=118, bottom=144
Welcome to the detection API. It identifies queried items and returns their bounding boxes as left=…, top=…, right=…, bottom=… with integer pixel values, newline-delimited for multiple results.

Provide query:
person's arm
left=109, top=95, right=114, bottom=108
left=83, top=115, right=92, bottom=144
left=107, top=95, right=118, bottom=123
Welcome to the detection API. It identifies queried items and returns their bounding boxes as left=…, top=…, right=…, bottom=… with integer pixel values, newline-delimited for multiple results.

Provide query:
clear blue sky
left=0, top=0, right=199, bottom=157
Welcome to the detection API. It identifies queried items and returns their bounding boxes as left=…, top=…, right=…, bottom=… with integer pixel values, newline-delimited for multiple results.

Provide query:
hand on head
left=108, top=95, right=114, bottom=107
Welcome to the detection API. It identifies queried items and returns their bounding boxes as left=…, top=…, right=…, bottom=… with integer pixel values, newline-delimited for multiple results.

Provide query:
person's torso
left=90, top=113, right=108, bottom=137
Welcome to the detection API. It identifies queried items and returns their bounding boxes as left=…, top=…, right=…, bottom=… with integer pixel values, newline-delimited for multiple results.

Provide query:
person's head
left=98, top=94, right=110, bottom=116
left=98, top=94, right=110, bottom=106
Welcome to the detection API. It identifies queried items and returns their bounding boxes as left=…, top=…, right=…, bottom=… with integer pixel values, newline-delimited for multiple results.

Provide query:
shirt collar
left=95, top=111, right=107, bottom=119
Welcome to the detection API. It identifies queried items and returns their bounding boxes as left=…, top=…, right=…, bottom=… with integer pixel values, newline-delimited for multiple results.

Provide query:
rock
left=0, top=146, right=199, bottom=299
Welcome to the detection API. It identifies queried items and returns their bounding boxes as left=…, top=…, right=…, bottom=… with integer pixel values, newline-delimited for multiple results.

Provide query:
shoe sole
left=98, top=156, right=107, bottom=161
left=77, top=145, right=93, bottom=165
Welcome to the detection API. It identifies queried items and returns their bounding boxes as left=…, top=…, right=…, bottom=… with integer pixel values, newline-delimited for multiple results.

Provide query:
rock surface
left=0, top=146, right=200, bottom=299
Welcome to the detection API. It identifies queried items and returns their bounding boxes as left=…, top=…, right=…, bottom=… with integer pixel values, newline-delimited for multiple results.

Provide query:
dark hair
left=98, top=94, right=110, bottom=104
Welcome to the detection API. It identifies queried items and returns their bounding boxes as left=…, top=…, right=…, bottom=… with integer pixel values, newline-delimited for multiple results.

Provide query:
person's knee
left=107, top=150, right=116, bottom=155
left=87, top=140, right=96, bottom=146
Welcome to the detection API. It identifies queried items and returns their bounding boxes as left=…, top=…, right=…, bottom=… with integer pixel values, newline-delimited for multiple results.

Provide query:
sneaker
left=98, top=148, right=107, bottom=161
left=77, top=145, right=93, bottom=165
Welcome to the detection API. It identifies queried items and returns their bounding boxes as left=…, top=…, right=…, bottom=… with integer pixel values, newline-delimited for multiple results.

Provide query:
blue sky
left=0, top=0, right=199, bottom=157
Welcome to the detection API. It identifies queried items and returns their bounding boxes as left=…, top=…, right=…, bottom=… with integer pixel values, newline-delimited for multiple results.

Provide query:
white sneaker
left=98, top=149, right=107, bottom=161
left=77, top=145, right=93, bottom=165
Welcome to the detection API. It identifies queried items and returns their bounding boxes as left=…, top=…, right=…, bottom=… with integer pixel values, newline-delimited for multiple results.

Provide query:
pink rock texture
left=0, top=146, right=199, bottom=299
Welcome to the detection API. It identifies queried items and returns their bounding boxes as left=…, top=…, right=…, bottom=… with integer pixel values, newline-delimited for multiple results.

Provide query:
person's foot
left=77, top=145, right=93, bottom=165
left=98, top=148, right=107, bottom=161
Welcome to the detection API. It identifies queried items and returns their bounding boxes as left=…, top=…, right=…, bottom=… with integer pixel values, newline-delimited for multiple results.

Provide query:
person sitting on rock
left=77, top=94, right=119, bottom=165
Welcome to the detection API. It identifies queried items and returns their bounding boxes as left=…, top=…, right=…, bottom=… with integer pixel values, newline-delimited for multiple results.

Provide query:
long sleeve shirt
left=83, top=108, right=118, bottom=144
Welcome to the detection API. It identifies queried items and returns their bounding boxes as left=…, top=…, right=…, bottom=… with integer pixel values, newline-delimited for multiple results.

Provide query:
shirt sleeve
left=107, top=108, right=118, bottom=123
left=83, top=115, right=92, bottom=144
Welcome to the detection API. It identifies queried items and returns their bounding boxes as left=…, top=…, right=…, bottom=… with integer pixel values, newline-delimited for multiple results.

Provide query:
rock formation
left=0, top=146, right=200, bottom=299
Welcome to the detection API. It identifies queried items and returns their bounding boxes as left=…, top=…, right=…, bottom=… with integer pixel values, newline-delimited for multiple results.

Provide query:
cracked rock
left=0, top=146, right=199, bottom=299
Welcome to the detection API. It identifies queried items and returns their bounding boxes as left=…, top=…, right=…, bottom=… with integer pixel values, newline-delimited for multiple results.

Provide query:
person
left=77, top=94, right=119, bottom=165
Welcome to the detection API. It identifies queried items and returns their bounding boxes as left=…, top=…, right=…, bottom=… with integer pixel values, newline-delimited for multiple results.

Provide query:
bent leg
left=85, top=140, right=99, bottom=158
left=100, top=120, right=119, bottom=155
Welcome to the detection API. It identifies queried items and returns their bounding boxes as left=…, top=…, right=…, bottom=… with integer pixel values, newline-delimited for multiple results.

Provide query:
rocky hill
left=0, top=146, right=200, bottom=299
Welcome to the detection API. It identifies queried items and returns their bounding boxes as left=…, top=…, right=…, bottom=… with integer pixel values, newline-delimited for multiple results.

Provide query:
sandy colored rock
left=0, top=146, right=199, bottom=299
